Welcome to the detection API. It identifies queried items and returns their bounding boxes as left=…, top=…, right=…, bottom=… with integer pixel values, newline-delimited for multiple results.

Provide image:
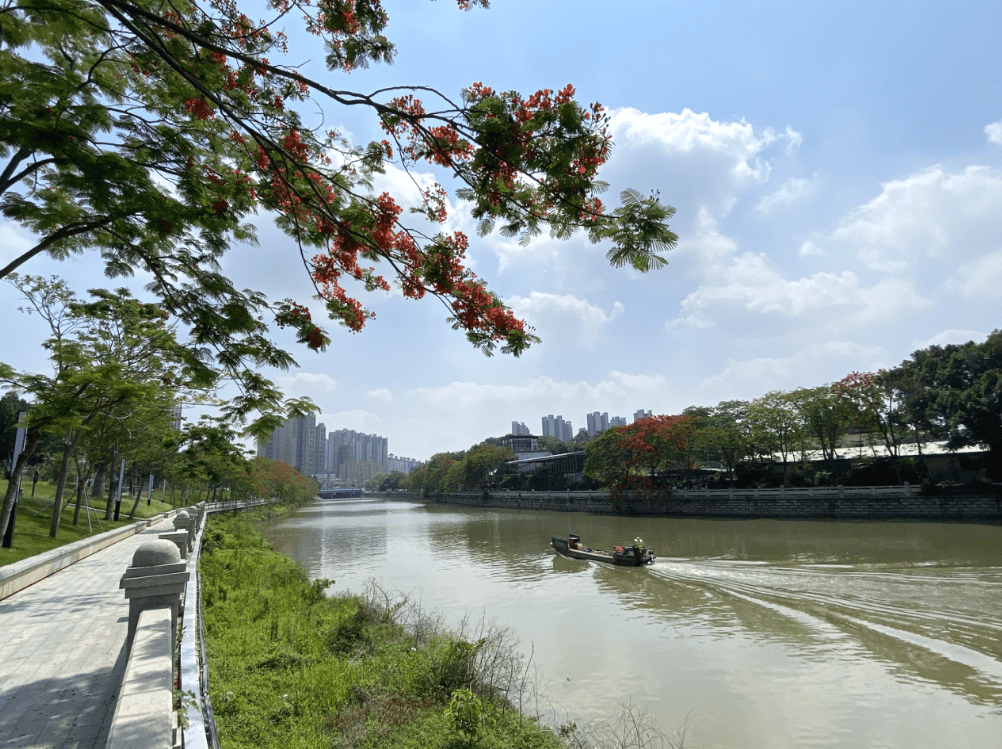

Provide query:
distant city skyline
left=505, top=409, right=645, bottom=439
left=257, top=417, right=420, bottom=477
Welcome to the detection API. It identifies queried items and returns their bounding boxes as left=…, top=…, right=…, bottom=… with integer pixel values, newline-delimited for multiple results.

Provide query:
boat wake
left=640, top=559, right=1002, bottom=710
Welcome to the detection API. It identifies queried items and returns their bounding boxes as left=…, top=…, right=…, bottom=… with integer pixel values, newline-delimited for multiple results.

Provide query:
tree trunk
left=104, top=443, right=118, bottom=521
left=127, top=488, right=142, bottom=520
left=49, top=433, right=80, bottom=538
left=72, top=478, right=84, bottom=525
left=72, top=454, right=87, bottom=526
left=91, top=462, right=106, bottom=503
left=0, top=426, right=41, bottom=544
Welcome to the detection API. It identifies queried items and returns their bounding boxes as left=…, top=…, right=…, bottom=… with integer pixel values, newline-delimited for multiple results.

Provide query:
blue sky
left=3, top=0, right=1001, bottom=461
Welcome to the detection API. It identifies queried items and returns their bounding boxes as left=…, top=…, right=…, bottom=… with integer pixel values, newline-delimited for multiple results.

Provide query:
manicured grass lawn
left=0, top=479, right=177, bottom=567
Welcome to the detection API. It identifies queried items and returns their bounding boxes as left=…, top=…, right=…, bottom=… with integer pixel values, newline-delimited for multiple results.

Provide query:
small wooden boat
left=552, top=534, right=655, bottom=566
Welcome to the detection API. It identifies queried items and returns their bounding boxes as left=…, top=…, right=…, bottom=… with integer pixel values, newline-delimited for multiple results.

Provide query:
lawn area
left=0, top=479, right=177, bottom=567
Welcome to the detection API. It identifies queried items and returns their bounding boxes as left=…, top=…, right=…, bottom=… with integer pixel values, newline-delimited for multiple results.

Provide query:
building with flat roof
left=256, top=414, right=321, bottom=475
left=586, top=411, right=609, bottom=436
left=541, top=414, right=573, bottom=441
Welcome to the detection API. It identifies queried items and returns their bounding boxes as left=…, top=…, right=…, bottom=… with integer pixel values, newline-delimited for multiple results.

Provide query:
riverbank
left=392, top=486, right=1002, bottom=522
left=201, top=509, right=565, bottom=749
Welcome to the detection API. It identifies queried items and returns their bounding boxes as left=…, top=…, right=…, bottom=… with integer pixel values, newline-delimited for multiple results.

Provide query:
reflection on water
left=261, top=498, right=1002, bottom=749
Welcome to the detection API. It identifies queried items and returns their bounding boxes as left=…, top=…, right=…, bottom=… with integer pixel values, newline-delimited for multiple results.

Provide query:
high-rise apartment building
left=633, top=409, right=653, bottom=422
left=315, top=422, right=327, bottom=473
left=511, top=421, right=530, bottom=436
left=541, top=414, right=573, bottom=441
left=610, top=416, right=627, bottom=427
left=586, top=411, right=610, bottom=436
left=170, top=403, right=183, bottom=431
left=328, top=428, right=389, bottom=474
left=256, top=414, right=320, bottom=475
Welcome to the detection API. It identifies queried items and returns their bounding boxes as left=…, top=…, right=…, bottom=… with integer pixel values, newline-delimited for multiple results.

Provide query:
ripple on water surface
left=259, top=499, right=1002, bottom=749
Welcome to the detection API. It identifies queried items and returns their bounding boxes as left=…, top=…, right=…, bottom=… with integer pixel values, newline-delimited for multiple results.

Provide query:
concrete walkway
left=0, top=518, right=176, bottom=749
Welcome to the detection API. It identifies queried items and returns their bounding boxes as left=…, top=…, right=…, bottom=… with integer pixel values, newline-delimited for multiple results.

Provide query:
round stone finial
left=175, top=510, right=190, bottom=520
left=132, top=539, right=181, bottom=567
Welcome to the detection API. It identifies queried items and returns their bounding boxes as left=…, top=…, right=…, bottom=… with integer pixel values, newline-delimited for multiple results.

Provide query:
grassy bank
left=0, top=479, right=175, bottom=566
left=201, top=511, right=563, bottom=749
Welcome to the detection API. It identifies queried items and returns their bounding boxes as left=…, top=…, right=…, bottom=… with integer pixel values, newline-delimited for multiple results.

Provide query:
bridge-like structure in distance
left=317, top=487, right=364, bottom=499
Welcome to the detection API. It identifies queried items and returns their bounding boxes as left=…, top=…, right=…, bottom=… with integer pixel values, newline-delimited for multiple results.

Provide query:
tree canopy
left=894, top=330, right=1002, bottom=480
left=0, top=274, right=216, bottom=536
left=1, top=0, right=678, bottom=436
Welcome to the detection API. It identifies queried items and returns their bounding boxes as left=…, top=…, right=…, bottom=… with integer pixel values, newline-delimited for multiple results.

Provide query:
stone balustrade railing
left=105, top=495, right=287, bottom=749
left=104, top=607, right=176, bottom=749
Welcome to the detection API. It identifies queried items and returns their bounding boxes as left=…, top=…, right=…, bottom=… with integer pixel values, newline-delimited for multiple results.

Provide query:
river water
left=260, top=497, right=1002, bottom=749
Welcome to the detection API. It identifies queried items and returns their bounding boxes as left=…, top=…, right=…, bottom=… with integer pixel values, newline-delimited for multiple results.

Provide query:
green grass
left=201, top=514, right=564, bottom=749
left=0, top=479, right=177, bottom=566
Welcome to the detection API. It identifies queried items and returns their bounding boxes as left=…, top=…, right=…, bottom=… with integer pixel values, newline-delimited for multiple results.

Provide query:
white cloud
left=275, top=372, right=337, bottom=395
left=367, top=388, right=393, bottom=403
left=320, top=409, right=384, bottom=432
left=804, top=165, right=1002, bottom=273
left=944, top=250, right=1002, bottom=299
left=670, top=252, right=929, bottom=330
left=912, top=329, right=988, bottom=349
left=608, top=108, right=800, bottom=185
left=479, top=107, right=805, bottom=281
left=702, top=341, right=889, bottom=395
left=506, top=292, right=624, bottom=347
left=0, top=223, right=37, bottom=268
left=798, top=239, right=824, bottom=257
left=756, top=176, right=814, bottom=215
left=674, top=208, right=740, bottom=268
left=603, top=108, right=803, bottom=223
left=986, top=120, right=1002, bottom=145
left=400, top=371, right=677, bottom=453
left=413, top=371, right=671, bottom=416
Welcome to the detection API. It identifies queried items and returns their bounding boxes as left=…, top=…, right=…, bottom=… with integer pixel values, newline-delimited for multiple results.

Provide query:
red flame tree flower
left=585, top=415, right=700, bottom=502
left=1, top=0, right=679, bottom=437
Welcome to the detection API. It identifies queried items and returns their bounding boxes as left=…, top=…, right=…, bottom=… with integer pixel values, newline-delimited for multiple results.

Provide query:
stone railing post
left=158, top=510, right=192, bottom=559
left=174, top=510, right=194, bottom=551
left=120, top=540, right=190, bottom=654
left=158, top=528, right=189, bottom=560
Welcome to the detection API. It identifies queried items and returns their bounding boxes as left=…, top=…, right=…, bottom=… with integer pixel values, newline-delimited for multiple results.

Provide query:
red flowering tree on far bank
left=584, top=415, right=700, bottom=501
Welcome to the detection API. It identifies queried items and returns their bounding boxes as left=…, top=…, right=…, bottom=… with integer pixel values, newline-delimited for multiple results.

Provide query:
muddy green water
left=260, top=498, right=1002, bottom=749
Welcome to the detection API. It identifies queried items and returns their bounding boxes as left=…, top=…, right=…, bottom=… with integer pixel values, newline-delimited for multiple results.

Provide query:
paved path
left=0, top=518, right=176, bottom=749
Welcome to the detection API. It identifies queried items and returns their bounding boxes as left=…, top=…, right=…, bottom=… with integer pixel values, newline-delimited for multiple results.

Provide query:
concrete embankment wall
left=392, top=488, right=1002, bottom=522
left=0, top=510, right=183, bottom=601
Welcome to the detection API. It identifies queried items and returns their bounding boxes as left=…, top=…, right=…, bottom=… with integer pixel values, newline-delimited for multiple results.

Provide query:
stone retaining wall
left=396, top=489, right=1002, bottom=521
left=0, top=511, right=182, bottom=601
